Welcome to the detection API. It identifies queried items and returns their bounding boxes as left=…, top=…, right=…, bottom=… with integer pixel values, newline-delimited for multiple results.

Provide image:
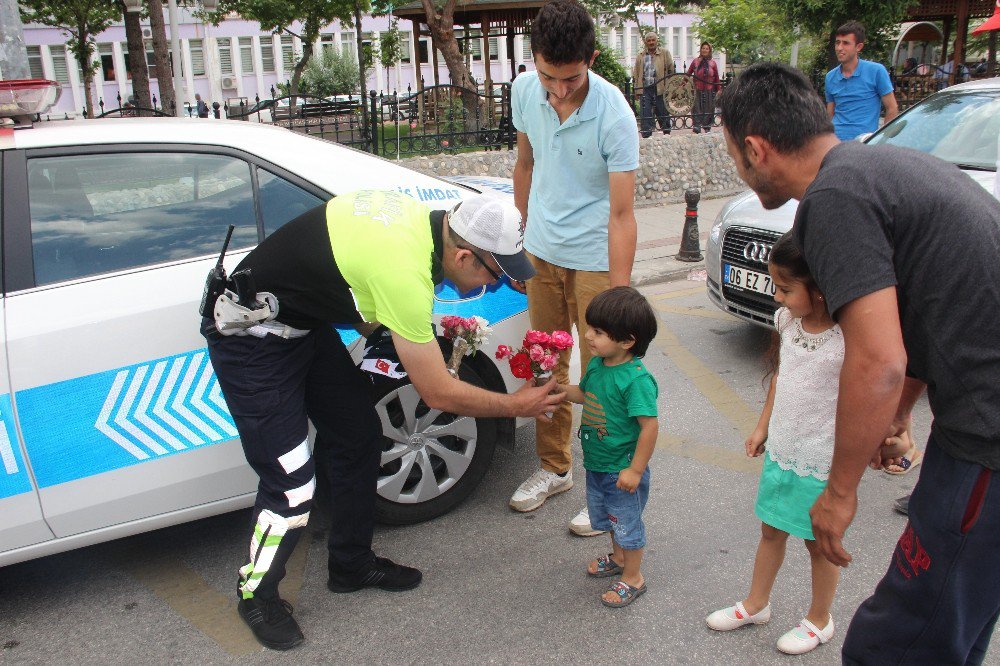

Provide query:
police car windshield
left=866, top=90, right=1000, bottom=172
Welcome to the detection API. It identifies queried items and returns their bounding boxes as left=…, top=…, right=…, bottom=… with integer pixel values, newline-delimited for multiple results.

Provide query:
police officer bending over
left=202, top=190, right=561, bottom=650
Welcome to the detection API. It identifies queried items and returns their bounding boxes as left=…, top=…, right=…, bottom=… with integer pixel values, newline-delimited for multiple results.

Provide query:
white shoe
left=776, top=615, right=834, bottom=655
left=568, top=506, right=606, bottom=536
left=706, top=601, right=772, bottom=631
left=509, top=469, right=573, bottom=512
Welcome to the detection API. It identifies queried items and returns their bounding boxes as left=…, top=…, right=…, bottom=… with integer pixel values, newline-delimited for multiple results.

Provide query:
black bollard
left=675, top=189, right=704, bottom=261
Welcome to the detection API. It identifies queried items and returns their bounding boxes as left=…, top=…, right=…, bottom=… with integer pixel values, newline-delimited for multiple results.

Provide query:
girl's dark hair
left=585, top=286, right=658, bottom=357
left=768, top=231, right=814, bottom=287
left=531, top=0, right=596, bottom=66
left=764, top=232, right=819, bottom=380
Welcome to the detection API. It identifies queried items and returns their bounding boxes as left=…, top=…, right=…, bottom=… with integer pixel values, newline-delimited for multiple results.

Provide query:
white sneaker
left=776, top=615, right=834, bottom=655
left=509, top=469, right=573, bottom=512
left=568, top=506, right=606, bottom=536
left=706, top=601, right=772, bottom=631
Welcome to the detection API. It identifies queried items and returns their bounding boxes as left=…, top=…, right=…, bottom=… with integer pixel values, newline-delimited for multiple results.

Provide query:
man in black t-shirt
left=718, top=63, right=1000, bottom=664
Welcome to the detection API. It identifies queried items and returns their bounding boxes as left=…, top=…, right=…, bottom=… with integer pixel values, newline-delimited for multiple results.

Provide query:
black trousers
left=205, top=323, right=382, bottom=599
left=639, top=86, right=671, bottom=137
left=843, top=438, right=1000, bottom=665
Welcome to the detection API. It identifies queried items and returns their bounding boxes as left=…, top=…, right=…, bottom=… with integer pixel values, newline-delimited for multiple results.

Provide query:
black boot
left=238, top=596, right=305, bottom=650
left=328, top=555, right=423, bottom=593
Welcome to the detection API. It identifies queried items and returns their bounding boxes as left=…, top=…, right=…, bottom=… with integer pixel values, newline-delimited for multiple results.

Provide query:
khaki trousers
left=526, top=252, right=609, bottom=474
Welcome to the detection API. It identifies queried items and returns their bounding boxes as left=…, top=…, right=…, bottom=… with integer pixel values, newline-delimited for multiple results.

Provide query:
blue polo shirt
left=825, top=59, right=894, bottom=141
left=512, top=70, right=639, bottom=271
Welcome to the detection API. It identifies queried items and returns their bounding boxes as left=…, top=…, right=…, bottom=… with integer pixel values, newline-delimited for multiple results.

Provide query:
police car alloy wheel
left=372, top=364, right=498, bottom=525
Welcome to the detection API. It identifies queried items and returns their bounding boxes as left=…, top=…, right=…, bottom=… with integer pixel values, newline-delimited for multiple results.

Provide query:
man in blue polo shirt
left=508, top=0, right=640, bottom=537
left=825, top=21, right=898, bottom=141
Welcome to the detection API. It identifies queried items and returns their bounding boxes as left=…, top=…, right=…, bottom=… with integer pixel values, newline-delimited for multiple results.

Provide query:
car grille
left=720, top=226, right=782, bottom=323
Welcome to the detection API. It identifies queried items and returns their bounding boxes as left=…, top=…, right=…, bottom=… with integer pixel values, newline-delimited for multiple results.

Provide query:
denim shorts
left=586, top=468, right=651, bottom=550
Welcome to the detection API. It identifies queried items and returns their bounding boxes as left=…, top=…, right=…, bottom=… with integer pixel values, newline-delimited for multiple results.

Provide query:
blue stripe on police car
left=0, top=395, right=32, bottom=500
left=12, top=283, right=525, bottom=490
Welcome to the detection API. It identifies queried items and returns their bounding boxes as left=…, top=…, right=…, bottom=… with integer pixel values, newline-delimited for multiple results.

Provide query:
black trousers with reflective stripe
left=205, top=322, right=382, bottom=598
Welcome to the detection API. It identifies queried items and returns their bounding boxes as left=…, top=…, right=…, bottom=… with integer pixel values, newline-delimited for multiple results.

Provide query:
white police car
left=707, top=77, right=1000, bottom=327
left=0, top=80, right=529, bottom=566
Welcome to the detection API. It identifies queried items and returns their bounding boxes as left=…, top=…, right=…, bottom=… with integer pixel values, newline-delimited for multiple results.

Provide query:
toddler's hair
left=585, top=286, right=658, bottom=357
left=768, top=231, right=815, bottom=288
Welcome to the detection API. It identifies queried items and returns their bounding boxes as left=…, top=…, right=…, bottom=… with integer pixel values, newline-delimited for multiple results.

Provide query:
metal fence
left=223, top=83, right=515, bottom=158
left=218, top=74, right=723, bottom=155
left=61, top=62, right=962, bottom=154
left=624, top=71, right=728, bottom=132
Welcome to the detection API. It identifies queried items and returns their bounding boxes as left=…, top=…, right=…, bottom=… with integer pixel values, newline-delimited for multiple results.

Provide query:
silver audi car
left=707, top=76, right=1000, bottom=327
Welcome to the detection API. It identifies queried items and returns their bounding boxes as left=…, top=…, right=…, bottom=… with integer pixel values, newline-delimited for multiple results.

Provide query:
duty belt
left=242, top=320, right=311, bottom=339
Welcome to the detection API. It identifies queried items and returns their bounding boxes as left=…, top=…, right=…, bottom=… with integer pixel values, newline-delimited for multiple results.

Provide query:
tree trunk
left=79, top=37, right=96, bottom=118
left=288, top=37, right=312, bottom=98
left=147, top=0, right=174, bottom=113
left=421, top=0, right=480, bottom=130
left=287, top=16, right=318, bottom=99
left=354, top=4, right=368, bottom=120
left=0, top=0, right=30, bottom=79
left=121, top=3, right=152, bottom=110
left=419, top=0, right=475, bottom=90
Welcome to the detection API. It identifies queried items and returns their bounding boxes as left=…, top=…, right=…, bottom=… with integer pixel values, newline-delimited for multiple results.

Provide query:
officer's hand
left=513, top=376, right=564, bottom=421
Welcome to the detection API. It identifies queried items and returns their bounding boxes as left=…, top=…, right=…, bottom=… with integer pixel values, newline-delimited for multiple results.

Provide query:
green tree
left=20, top=0, right=119, bottom=117
left=379, top=20, right=403, bottom=84
left=202, top=0, right=362, bottom=98
left=772, top=0, right=918, bottom=68
left=696, top=0, right=796, bottom=64
left=583, top=0, right=705, bottom=38
left=592, top=46, right=629, bottom=89
left=299, top=46, right=360, bottom=96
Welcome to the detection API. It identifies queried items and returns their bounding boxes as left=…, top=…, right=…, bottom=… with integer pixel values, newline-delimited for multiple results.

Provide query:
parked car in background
left=0, top=110, right=531, bottom=567
left=707, top=76, right=1000, bottom=327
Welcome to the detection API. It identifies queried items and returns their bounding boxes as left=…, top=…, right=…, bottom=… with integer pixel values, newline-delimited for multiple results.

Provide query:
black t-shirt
left=234, top=203, right=361, bottom=330
left=793, top=142, right=1000, bottom=469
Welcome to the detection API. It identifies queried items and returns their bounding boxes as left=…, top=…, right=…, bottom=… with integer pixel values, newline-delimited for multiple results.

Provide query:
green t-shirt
left=578, top=356, right=658, bottom=472
left=328, top=190, right=435, bottom=343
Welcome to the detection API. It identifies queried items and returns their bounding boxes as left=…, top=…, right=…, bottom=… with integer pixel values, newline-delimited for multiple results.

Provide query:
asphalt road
left=1, top=279, right=995, bottom=665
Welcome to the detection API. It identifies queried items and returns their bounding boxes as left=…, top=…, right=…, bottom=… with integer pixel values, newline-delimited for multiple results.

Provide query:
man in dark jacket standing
left=631, top=32, right=674, bottom=137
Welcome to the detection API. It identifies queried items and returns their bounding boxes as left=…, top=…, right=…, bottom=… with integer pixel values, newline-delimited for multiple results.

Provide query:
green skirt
left=754, top=451, right=828, bottom=540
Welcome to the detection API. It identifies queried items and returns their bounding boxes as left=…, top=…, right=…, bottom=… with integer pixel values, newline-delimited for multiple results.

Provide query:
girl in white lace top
left=706, top=232, right=859, bottom=656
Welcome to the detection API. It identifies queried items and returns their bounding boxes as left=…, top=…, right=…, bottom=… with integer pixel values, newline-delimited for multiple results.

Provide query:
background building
left=23, top=8, right=723, bottom=116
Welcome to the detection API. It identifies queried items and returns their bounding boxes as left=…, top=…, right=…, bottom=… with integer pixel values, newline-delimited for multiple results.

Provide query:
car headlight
left=710, top=212, right=724, bottom=244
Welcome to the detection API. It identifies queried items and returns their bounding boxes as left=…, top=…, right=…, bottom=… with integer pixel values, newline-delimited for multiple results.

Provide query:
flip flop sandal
left=588, top=553, right=623, bottom=578
left=601, top=580, right=647, bottom=608
left=884, top=447, right=923, bottom=476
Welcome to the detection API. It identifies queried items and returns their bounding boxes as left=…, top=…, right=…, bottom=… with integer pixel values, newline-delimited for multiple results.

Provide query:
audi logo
left=743, top=241, right=772, bottom=263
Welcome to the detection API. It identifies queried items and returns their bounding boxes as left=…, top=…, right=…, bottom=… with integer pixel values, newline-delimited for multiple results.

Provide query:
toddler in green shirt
left=560, top=287, right=659, bottom=607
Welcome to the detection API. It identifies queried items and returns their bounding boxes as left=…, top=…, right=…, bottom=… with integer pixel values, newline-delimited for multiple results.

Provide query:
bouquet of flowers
left=439, top=315, right=492, bottom=377
left=495, top=330, right=574, bottom=381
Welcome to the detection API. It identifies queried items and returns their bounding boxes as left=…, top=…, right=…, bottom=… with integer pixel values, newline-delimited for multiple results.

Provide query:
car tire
left=371, top=362, right=498, bottom=525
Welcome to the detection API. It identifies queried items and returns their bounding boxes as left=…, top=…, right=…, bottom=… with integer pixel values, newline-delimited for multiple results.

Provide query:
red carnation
left=509, top=352, right=534, bottom=380
left=523, top=330, right=551, bottom=347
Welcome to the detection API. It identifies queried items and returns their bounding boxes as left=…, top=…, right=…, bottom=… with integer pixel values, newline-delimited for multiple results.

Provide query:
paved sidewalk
left=630, top=189, right=743, bottom=286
